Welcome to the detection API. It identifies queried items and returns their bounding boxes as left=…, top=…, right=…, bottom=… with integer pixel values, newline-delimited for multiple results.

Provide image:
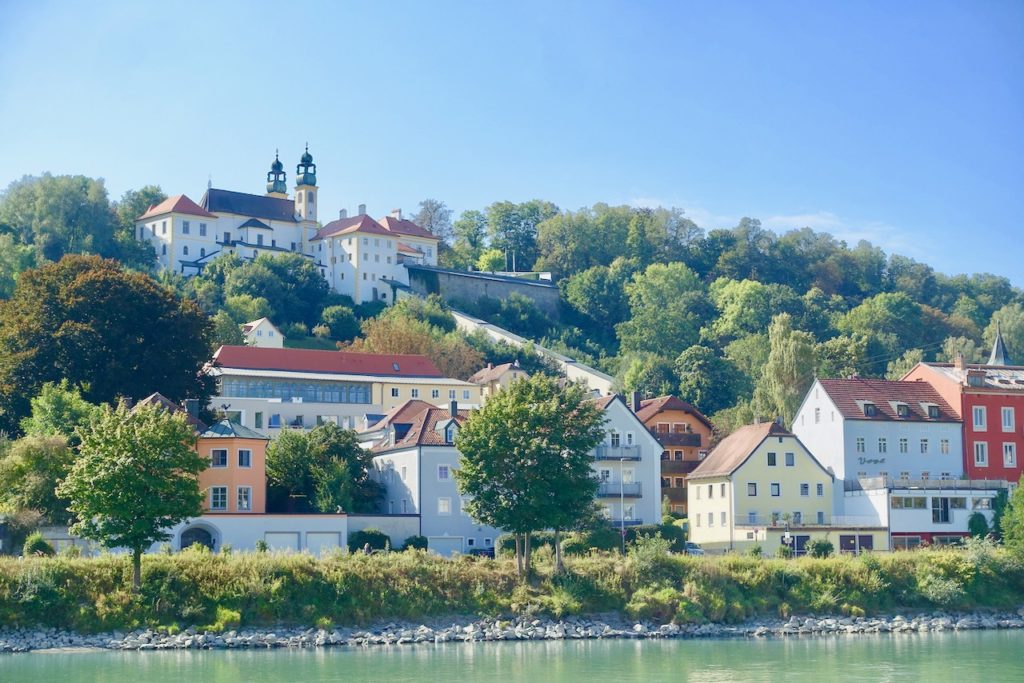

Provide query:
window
left=816, top=483, right=824, bottom=496
left=401, top=467, right=407, bottom=481
left=627, top=432, right=635, bottom=446
left=928, top=405, right=940, bottom=419
left=610, top=432, right=621, bottom=448
left=211, top=449, right=228, bottom=468
left=748, top=483, right=757, bottom=496
left=856, top=438, right=865, bottom=453
left=1004, top=442, right=1018, bottom=468
left=674, top=477, right=684, bottom=488
left=707, top=512, right=714, bottom=527
left=237, top=486, right=252, bottom=511
left=770, top=483, right=781, bottom=497
left=375, top=255, right=380, bottom=262
left=785, top=452, right=795, bottom=467
left=223, top=231, right=231, bottom=244
left=814, top=407, right=820, bottom=423
left=973, top=497, right=993, bottom=510
left=438, top=497, right=451, bottom=515
left=695, top=514, right=701, bottom=527
left=161, top=244, right=167, bottom=255
left=268, top=414, right=281, bottom=428
left=792, top=511, right=802, bottom=524
left=899, top=438, right=908, bottom=453
left=767, top=452, right=777, bottom=466
left=161, top=220, right=167, bottom=235
left=748, top=511, right=758, bottom=524
left=891, top=496, right=926, bottom=509
left=864, top=403, right=877, bottom=417
left=254, top=412, right=263, bottom=429
left=1002, top=407, right=1015, bottom=432
left=940, top=439, right=949, bottom=454
left=920, top=439, right=929, bottom=454
left=466, top=538, right=475, bottom=547
left=444, top=424, right=456, bottom=443
left=719, top=482, right=725, bottom=497
left=800, top=483, right=809, bottom=497
left=401, top=499, right=408, bottom=513
left=878, top=438, right=887, bottom=453
left=463, top=390, right=471, bottom=400
left=437, top=465, right=451, bottom=481
left=720, top=511, right=727, bottom=526
left=237, top=449, right=252, bottom=468
left=200, top=247, right=206, bottom=257
left=199, top=223, right=207, bottom=236
left=661, top=477, right=670, bottom=488
left=411, top=389, right=420, bottom=398
left=431, top=389, right=440, bottom=399
left=391, top=387, right=399, bottom=398
left=974, top=441, right=988, bottom=466
left=973, top=406, right=987, bottom=431
left=256, top=234, right=264, bottom=246
left=892, top=536, right=922, bottom=551
left=210, top=486, right=227, bottom=511
left=816, top=511, right=825, bottom=525
left=931, top=497, right=951, bottom=524
left=896, top=403, right=909, bottom=418
left=707, top=484, right=713, bottom=499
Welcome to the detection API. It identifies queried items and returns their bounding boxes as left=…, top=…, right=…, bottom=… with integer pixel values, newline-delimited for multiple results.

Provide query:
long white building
left=135, top=147, right=439, bottom=304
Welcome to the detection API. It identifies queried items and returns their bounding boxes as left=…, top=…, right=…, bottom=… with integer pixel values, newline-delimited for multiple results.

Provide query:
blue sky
left=1, top=1, right=1022, bottom=282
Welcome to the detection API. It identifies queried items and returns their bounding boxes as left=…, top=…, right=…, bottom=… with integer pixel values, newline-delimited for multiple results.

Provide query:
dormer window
left=927, top=405, right=940, bottom=419
left=863, top=403, right=877, bottom=417
left=444, top=424, right=457, bottom=443
left=896, top=404, right=910, bottom=418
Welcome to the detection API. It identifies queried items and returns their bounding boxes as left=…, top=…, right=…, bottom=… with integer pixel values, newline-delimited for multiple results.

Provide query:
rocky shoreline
left=2, top=609, right=1023, bottom=654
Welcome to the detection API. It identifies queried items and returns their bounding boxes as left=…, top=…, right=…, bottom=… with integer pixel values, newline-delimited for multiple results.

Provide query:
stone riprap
left=2, top=609, right=1023, bottom=654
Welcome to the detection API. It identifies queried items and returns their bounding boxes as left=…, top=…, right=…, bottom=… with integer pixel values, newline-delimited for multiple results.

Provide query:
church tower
left=266, top=151, right=287, bottom=198
left=295, top=144, right=318, bottom=222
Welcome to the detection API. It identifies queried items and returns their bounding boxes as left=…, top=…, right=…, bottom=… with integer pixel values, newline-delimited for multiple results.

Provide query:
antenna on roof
left=207, top=175, right=212, bottom=190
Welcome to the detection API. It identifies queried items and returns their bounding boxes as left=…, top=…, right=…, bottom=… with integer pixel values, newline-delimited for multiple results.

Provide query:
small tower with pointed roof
left=295, top=143, right=318, bottom=222
left=988, top=322, right=1013, bottom=366
left=266, top=151, right=287, bottom=198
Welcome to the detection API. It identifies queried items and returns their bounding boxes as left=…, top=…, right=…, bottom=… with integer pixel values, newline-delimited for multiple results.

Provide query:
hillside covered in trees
left=1, top=174, right=1022, bottom=435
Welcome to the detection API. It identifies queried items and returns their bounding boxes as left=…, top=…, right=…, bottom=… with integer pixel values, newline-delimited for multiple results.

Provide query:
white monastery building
left=135, top=147, right=439, bottom=304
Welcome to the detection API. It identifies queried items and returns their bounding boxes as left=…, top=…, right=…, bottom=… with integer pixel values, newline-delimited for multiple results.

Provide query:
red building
left=902, top=329, right=1023, bottom=485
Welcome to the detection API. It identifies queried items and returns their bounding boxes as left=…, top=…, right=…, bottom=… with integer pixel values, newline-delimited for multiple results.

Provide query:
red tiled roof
left=374, top=406, right=470, bottom=450
left=138, top=194, right=217, bottom=220
left=590, top=395, right=618, bottom=411
left=689, top=422, right=790, bottom=479
left=211, top=346, right=444, bottom=378
left=378, top=215, right=438, bottom=240
left=362, top=399, right=437, bottom=432
left=817, top=378, right=959, bottom=422
left=311, top=215, right=392, bottom=241
left=635, top=395, right=714, bottom=431
left=468, top=362, right=525, bottom=384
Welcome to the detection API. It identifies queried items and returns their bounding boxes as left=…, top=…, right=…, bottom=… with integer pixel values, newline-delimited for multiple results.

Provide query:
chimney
left=449, top=400, right=458, bottom=418
left=391, top=208, right=402, bottom=219
left=954, top=351, right=964, bottom=372
left=358, top=203, right=366, bottom=216
left=339, top=208, right=348, bottom=219
left=630, top=391, right=642, bottom=412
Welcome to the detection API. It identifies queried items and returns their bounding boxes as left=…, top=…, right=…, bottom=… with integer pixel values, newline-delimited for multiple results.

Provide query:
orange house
left=196, top=420, right=270, bottom=514
left=631, top=395, right=715, bottom=515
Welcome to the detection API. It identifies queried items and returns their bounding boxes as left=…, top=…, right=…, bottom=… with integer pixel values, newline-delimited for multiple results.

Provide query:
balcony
left=650, top=430, right=702, bottom=447
left=597, top=482, right=642, bottom=497
left=594, top=445, right=641, bottom=461
left=661, top=460, right=702, bottom=476
left=734, top=514, right=882, bottom=528
left=845, top=477, right=1009, bottom=492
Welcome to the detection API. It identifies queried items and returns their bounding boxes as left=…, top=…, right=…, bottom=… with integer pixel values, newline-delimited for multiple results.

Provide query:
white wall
left=597, top=399, right=662, bottom=525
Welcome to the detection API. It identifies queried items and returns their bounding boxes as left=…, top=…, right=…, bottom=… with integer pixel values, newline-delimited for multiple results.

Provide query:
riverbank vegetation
left=2, top=540, right=1022, bottom=634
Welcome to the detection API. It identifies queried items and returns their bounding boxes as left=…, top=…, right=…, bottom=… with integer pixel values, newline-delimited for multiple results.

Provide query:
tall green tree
left=618, top=353, right=678, bottom=398
left=224, top=252, right=330, bottom=326
left=617, top=262, right=710, bottom=357
left=57, top=402, right=205, bottom=589
left=985, top=304, right=1024, bottom=363
left=111, top=185, right=164, bottom=269
left=19, top=380, right=100, bottom=446
left=0, top=255, right=212, bottom=435
left=1000, top=477, right=1024, bottom=559
left=675, top=345, right=744, bottom=414
left=0, top=436, right=75, bottom=525
left=210, top=310, right=246, bottom=350
left=0, top=233, right=37, bottom=298
left=486, top=199, right=559, bottom=272
left=455, top=374, right=605, bottom=575
left=444, top=210, right=488, bottom=269
left=754, top=313, right=817, bottom=426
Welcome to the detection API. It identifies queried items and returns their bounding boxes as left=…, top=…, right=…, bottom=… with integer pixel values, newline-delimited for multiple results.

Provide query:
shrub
left=312, top=324, right=331, bottom=338
left=22, top=532, right=55, bottom=557
left=402, top=535, right=428, bottom=551
left=281, top=322, right=309, bottom=338
left=968, top=512, right=989, bottom=538
left=60, top=544, right=82, bottom=558
left=807, top=539, right=834, bottom=558
left=320, top=305, right=360, bottom=341
left=255, top=539, right=268, bottom=553
left=348, top=528, right=391, bottom=552
left=776, top=545, right=793, bottom=559
left=748, top=545, right=763, bottom=558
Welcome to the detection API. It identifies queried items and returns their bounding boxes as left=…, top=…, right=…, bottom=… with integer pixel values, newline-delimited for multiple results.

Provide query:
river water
left=4, top=630, right=1021, bottom=682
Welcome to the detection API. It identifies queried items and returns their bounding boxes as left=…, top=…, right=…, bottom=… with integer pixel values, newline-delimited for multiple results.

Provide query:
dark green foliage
left=224, top=253, right=330, bottom=327
left=348, top=528, right=391, bottom=552
left=968, top=512, right=989, bottom=538
left=807, top=539, right=834, bottom=558
left=22, top=532, right=55, bottom=557
left=319, top=305, right=360, bottom=341
left=401, top=535, right=429, bottom=551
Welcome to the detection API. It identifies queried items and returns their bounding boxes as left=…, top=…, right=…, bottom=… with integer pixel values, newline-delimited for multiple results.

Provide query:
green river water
left=3, top=630, right=1021, bottom=682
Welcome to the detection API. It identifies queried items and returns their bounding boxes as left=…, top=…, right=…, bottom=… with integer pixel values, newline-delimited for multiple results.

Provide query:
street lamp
left=620, top=457, right=626, bottom=554
left=783, top=521, right=792, bottom=558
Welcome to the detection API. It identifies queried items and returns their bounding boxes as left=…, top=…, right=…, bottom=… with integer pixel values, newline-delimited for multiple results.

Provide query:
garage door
left=428, top=536, right=464, bottom=557
left=307, top=532, right=342, bottom=556
left=264, top=532, right=300, bottom=552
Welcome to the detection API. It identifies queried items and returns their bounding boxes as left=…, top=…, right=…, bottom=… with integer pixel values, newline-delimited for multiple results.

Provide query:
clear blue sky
left=2, top=1, right=1021, bottom=283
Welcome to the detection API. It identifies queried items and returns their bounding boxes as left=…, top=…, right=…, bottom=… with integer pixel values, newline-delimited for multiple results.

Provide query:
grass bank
left=1, top=541, right=1022, bottom=633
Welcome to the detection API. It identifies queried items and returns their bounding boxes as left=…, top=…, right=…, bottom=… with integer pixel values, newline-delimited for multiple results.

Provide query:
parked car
left=683, top=541, right=704, bottom=556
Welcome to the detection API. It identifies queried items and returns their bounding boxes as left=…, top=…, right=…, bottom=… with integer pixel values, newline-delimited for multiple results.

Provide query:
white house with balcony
left=591, top=395, right=663, bottom=527
left=793, top=378, right=964, bottom=482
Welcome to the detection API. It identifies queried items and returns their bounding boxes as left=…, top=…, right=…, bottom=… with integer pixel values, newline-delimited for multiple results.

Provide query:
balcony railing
left=734, top=514, right=882, bottom=528
left=845, top=476, right=1009, bottom=492
left=661, top=460, right=702, bottom=475
left=605, top=519, right=644, bottom=527
left=594, top=445, right=641, bottom=461
left=650, top=430, right=702, bottom=447
left=597, top=482, right=642, bottom=497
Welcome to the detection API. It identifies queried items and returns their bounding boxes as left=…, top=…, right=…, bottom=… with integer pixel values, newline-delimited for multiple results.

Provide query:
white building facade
left=591, top=395, right=663, bottom=527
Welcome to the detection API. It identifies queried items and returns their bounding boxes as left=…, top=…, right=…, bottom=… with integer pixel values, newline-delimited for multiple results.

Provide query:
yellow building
left=687, top=422, right=887, bottom=554
left=467, top=361, right=528, bottom=400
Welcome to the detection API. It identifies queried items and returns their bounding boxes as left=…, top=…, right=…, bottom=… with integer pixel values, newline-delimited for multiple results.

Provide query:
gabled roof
left=133, top=392, right=207, bottom=431
left=989, top=324, right=1013, bottom=366
left=688, top=422, right=791, bottom=479
left=199, top=419, right=268, bottom=440
left=138, top=194, right=217, bottom=220
left=912, top=362, right=1024, bottom=392
left=378, top=215, right=438, bottom=240
left=373, top=406, right=470, bottom=451
left=468, top=361, right=523, bottom=384
left=635, top=395, right=714, bottom=431
left=362, top=399, right=437, bottom=433
left=817, top=378, right=959, bottom=422
left=311, top=215, right=392, bottom=241
left=201, top=188, right=297, bottom=223
left=590, top=395, right=618, bottom=411
left=241, top=317, right=280, bottom=335
left=211, top=345, right=444, bottom=378
left=238, top=218, right=273, bottom=231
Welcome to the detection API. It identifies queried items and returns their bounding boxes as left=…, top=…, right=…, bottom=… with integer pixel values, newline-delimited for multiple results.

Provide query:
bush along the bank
left=347, top=528, right=391, bottom=553
left=1, top=539, right=1023, bottom=633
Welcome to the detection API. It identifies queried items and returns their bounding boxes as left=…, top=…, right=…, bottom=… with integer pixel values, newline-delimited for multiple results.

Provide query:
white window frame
left=437, top=464, right=451, bottom=482
left=237, top=449, right=252, bottom=468
left=391, top=387, right=399, bottom=398
left=437, top=497, right=451, bottom=515
left=973, top=406, right=987, bottom=432
left=210, top=486, right=227, bottom=511
left=1002, top=407, right=1015, bottom=433
left=411, top=388, right=420, bottom=399
left=770, top=483, right=781, bottom=497
left=974, top=441, right=988, bottom=466
left=237, top=486, right=252, bottom=511
left=1004, top=442, right=1017, bottom=468
left=211, top=449, right=228, bottom=468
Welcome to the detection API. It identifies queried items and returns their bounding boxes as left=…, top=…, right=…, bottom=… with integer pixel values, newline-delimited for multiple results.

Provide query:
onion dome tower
left=295, top=143, right=317, bottom=221
left=266, top=151, right=287, bottom=197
